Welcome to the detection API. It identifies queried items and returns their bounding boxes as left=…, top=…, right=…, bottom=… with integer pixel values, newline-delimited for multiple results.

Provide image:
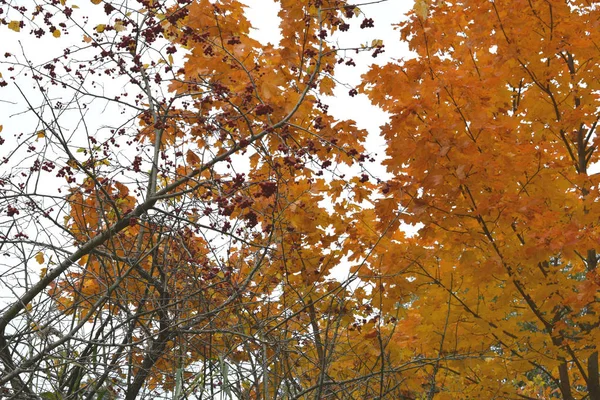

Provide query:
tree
left=358, top=0, right=600, bottom=398
left=0, top=0, right=399, bottom=399
left=3, top=0, right=600, bottom=399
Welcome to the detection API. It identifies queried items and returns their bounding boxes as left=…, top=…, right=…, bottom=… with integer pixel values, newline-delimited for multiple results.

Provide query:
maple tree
left=2, top=0, right=600, bottom=399
left=357, top=0, right=600, bottom=398
left=0, top=0, right=391, bottom=399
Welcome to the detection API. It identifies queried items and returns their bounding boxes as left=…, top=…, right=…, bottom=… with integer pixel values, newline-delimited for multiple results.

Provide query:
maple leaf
left=34, top=252, right=44, bottom=264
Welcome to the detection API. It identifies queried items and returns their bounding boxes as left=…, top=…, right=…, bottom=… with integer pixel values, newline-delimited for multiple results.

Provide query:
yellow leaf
left=67, top=158, right=79, bottom=169
left=52, top=29, right=61, bottom=38
left=72, top=5, right=80, bottom=8
left=95, top=24, right=105, bottom=33
left=35, top=252, right=45, bottom=264
left=0, top=125, right=3, bottom=133
left=8, top=21, right=21, bottom=32
left=36, top=130, right=45, bottom=139
left=114, top=20, right=126, bottom=32
left=95, top=158, right=109, bottom=166
left=40, top=268, right=47, bottom=278
left=414, top=0, right=429, bottom=19
left=319, top=76, right=335, bottom=95
left=91, top=0, right=102, bottom=4
left=168, top=54, right=174, bottom=65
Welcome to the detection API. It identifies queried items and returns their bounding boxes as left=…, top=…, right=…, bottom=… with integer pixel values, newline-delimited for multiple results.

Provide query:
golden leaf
left=414, top=0, right=429, bottom=19
left=8, top=21, right=21, bottom=32
left=114, top=20, right=126, bottom=32
left=67, top=158, right=79, bottom=169
left=53, top=29, right=61, bottom=38
left=319, top=77, right=335, bottom=95
left=35, top=252, right=45, bottom=264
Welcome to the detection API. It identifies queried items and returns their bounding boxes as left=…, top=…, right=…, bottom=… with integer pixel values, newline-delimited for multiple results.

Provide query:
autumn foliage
left=0, top=0, right=599, bottom=399
left=359, top=0, right=600, bottom=398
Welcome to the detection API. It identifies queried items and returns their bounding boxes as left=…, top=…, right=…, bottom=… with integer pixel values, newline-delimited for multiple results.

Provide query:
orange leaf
left=186, top=150, right=200, bottom=166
